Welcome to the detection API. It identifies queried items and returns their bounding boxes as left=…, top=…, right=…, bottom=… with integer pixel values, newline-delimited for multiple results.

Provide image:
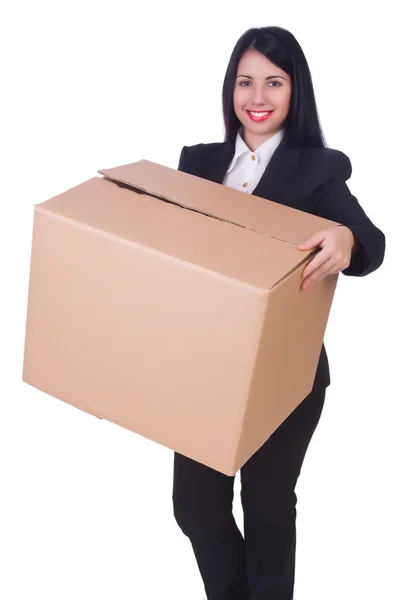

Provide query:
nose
left=251, top=86, right=268, bottom=107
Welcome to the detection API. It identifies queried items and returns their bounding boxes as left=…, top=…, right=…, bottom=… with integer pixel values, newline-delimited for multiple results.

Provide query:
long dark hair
left=222, top=26, right=327, bottom=148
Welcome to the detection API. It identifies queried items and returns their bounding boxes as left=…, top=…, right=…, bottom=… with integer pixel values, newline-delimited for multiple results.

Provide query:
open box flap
left=98, top=159, right=339, bottom=246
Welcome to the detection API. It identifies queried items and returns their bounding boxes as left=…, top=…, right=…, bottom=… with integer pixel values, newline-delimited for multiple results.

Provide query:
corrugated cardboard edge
left=98, top=170, right=246, bottom=231
left=98, top=171, right=324, bottom=289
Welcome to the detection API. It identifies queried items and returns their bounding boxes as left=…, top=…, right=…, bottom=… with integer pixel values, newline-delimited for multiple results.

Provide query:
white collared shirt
left=223, top=128, right=285, bottom=194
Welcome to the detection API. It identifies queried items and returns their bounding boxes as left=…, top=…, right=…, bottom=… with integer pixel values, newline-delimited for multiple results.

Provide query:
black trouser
left=172, top=383, right=327, bottom=600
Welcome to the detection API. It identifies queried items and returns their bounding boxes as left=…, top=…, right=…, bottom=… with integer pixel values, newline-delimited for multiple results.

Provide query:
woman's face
left=233, top=49, right=291, bottom=149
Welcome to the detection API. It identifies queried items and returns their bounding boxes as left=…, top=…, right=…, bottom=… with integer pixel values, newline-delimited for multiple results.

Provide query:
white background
left=1, top=1, right=396, bottom=599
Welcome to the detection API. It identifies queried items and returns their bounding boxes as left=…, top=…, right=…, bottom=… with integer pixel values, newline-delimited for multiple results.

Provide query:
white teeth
left=250, top=111, right=269, bottom=117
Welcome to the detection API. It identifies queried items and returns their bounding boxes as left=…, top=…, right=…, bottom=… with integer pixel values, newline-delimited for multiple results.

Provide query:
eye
left=238, top=80, right=281, bottom=88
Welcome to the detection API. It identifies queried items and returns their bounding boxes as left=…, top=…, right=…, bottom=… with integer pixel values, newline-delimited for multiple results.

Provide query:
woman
left=172, top=26, right=385, bottom=600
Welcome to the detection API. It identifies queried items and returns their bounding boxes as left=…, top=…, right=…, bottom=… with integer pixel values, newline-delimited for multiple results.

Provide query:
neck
left=242, top=128, right=282, bottom=152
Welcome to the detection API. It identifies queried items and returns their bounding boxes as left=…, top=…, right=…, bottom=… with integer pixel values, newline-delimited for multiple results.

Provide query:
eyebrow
left=236, top=74, right=287, bottom=81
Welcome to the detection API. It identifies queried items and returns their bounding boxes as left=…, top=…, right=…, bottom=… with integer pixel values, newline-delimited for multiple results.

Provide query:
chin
left=247, top=123, right=277, bottom=136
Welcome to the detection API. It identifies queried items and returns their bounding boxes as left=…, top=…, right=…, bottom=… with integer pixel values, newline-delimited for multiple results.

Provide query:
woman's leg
left=240, top=384, right=327, bottom=600
left=173, top=451, right=249, bottom=600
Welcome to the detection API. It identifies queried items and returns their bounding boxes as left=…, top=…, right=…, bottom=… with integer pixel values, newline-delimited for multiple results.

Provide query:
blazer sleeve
left=177, top=144, right=202, bottom=174
left=312, top=151, right=386, bottom=277
left=177, top=146, right=190, bottom=173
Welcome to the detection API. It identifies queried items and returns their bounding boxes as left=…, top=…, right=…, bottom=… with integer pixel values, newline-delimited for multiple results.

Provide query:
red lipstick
left=246, top=110, right=273, bottom=122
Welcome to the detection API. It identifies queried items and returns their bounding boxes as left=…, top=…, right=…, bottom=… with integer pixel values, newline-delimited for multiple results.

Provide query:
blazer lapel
left=251, top=135, right=301, bottom=201
left=204, top=135, right=301, bottom=203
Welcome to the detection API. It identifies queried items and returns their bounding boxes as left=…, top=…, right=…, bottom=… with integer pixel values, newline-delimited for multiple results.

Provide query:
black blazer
left=177, top=135, right=386, bottom=388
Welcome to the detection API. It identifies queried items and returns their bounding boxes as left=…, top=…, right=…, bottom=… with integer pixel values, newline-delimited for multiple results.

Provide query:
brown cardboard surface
left=23, top=160, right=339, bottom=475
left=99, top=159, right=339, bottom=244
left=33, top=177, right=311, bottom=290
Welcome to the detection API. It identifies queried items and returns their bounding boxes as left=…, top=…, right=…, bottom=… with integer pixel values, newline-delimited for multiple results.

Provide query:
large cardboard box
left=22, top=160, right=339, bottom=475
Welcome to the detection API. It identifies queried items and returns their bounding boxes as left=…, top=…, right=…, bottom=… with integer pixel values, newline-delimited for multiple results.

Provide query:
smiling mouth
left=246, top=110, right=274, bottom=122
left=248, top=110, right=271, bottom=116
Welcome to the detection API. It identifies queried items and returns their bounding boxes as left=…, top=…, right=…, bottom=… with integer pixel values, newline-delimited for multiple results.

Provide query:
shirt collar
left=226, top=127, right=285, bottom=173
